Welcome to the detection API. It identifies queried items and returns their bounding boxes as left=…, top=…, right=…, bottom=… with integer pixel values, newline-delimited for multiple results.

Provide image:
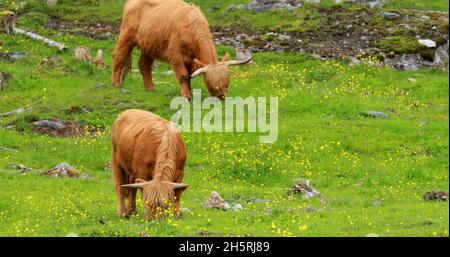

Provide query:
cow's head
left=122, top=179, right=189, bottom=221
left=191, top=53, right=252, bottom=100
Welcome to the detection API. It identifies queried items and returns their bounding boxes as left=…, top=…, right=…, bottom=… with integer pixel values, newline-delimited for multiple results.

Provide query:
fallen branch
left=13, top=28, right=67, bottom=51
left=0, top=106, right=32, bottom=117
left=0, top=100, right=42, bottom=118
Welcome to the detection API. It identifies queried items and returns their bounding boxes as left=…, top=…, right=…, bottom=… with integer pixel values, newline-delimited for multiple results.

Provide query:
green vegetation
left=379, top=36, right=427, bottom=54
left=0, top=0, right=448, bottom=237
left=385, top=0, right=449, bottom=11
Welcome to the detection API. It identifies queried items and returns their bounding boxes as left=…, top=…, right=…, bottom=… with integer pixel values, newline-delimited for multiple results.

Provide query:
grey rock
left=208, top=6, right=221, bottom=12
left=0, top=52, right=26, bottom=61
left=390, top=54, right=421, bottom=71
left=379, top=11, right=400, bottom=20
left=372, top=199, right=381, bottom=207
left=224, top=4, right=246, bottom=13
left=419, top=120, right=429, bottom=126
left=95, top=83, right=106, bottom=88
left=182, top=207, right=191, bottom=213
left=434, top=41, right=449, bottom=65
left=362, top=111, right=388, bottom=119
left=32, top=120, right=65, bottom=130
left=246, top=0, right=302, bottom=12
left=43, top=162, right=92, bottom=179
left=52, top=162, right=74, bottom=172
left=232, top=204, right=243, bottom=211
left=235, top=48, right=253, bottom=63
left=203, top=191, right=230, bottom=210
left=289, top=179, right=321, bottom=199
left=120, top=88, right=131, bottom=94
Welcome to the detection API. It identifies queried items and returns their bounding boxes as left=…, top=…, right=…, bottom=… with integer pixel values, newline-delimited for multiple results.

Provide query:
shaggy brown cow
left=111, top=0, right=251, bottom=100
left=112, top=109, right=189, bottom=221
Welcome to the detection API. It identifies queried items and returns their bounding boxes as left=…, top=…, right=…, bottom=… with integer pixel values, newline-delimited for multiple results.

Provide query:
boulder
left=203, top=191, right=231, bottom=210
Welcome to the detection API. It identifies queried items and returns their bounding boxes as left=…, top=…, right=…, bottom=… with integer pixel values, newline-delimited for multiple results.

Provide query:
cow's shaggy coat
left=112, top=109, right=188, bottom=221
left=111, top=0, right=250, bottom=99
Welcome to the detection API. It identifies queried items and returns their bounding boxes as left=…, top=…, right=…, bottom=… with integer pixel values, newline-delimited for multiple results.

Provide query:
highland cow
left=111, top=0, right=251, bottom=100
left=112, top=109, right=189, bottom=221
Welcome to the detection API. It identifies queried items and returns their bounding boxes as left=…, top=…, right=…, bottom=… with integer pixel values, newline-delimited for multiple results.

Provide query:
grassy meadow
left=0, top=0, right=448, bottom=237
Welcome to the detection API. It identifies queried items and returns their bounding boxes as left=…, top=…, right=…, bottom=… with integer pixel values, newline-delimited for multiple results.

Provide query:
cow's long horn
left=224, top=58, right=252, bottom=66
left=171, top=183, right=190, bottom=190
left=191, top=67, right=210, bottom=78
left=122, top=182, right=151, bottom=189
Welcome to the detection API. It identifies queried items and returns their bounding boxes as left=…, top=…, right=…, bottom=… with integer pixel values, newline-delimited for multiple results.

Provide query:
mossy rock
left=379, top=36, right=428, bottom=54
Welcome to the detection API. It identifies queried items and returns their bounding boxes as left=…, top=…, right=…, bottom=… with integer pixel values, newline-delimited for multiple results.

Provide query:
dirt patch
left=30, top=118, right=94, bottom=137
left=46, top=17, right=120, bottom=40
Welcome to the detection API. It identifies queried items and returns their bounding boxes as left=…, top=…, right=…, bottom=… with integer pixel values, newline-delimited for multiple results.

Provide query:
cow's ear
left=221, top=53, right=230, bottom=62
left=135, top=178, right=148, bottom=184
left=193, top=59, right=206, bottom=70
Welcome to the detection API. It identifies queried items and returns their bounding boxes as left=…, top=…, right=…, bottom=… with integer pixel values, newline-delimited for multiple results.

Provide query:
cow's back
left=112, top=109, right=186, bottom=179
left=112, top=109, right=162, bottom=175
left=123, top=0, right=211, bottom=60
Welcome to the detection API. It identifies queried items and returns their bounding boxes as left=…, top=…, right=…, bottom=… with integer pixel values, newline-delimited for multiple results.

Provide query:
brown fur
left=111, top=109, right=187, bottom=221
left=111, top=0, right=231, bottom=99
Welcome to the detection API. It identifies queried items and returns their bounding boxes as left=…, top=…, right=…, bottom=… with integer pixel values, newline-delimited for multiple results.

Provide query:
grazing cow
left=112, top=109, right=189, bottom=221
left=111, top=0, right=251, bottom=100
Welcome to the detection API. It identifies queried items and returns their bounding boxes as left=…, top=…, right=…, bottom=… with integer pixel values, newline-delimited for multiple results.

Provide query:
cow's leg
left=112, top=162, right=128, bottom=217
left=111, top=30, right=135, bottom=88
left=171, top=61, right=192, bottom=100
left=126, top=175, right=137, bottom=215
left=138, top=54, right=154, bottom=92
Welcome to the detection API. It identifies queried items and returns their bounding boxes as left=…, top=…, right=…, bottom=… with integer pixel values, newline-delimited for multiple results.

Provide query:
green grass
left=0, top=1, right=448, bottom=237
left=385, top=0, right=449, bottom=11
left=15, top=0, right=450, bottom=30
